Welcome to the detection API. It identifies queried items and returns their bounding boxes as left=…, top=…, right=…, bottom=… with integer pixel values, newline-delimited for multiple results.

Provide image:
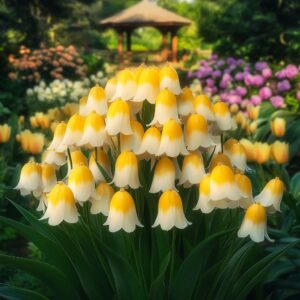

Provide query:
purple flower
left=212, top=70, right=221, bottom=78
left=259, top=87, right=272, bottom=100
left=228, top=94, right=242, bottom=104
left=277, top=79, right=291, bottom=92
left=235, top=86, right=247, bottom=97
left=296, top=91, right=300, bottom=101
left=252, top=75, right=265, bottom=87
left=236, top=59, right=244, bottom=65
left=270, top=96, right=284, bottom=108
left=275, top=69, right=285, bottom=79
left=262, top=68, right=272, bottom=78
left=285, top=64, right=298, bottom=79
left=220, top=80, right=229, bottom=89
left=235, top=72, right=245, bottom=81
left=255, top=61, right=268, bottom=71
left=227, top=57, right=236, bottom=65
left=210, top=54, right=218, bottom=61
left=250, top=95, right=262, bottom=106
left=206, top=78, right=215, bottom=87
left=216, top=59, right=225, bottom=67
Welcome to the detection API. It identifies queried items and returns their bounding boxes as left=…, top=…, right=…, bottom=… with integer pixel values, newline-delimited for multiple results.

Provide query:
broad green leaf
left=170, top=229, right=234, bottom=300
left=0, top=254, right=80, bottom=300
left=290, top=172, right=300, bottom=199
left=0, top=284, right=49, bottom=300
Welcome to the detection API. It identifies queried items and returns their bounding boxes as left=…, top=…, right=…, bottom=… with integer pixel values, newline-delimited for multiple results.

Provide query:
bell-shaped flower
left=271, top=141, right=289, bottom=164
left=90, top=182, right=114, bottom=216
left=228, top=142, right=248, bottom=171
left=255, top=178, right=284, bottom=212
left=120, top=120, right=144, bottom=153
left=247, top=105, right=260, bottom=120
left=184, top=113, right=213, bottom=150
left=89, top=149, right=111, bottom=183
left=133, top=66, right=159, bottom=104
left=68, top=165, right=95, bottom=202
left=113, top=69, right=137, bottom=100
left=194, top=95, right=215, bottom=121
left=104, top=189, right=142, bottom=232
left=105, top=99, right=133, bottom=136
left=179, top=151, right=205, bottom=187
left=153, top=189, right=190, bottom=230
left=48, top=122, right=67, bottom=152
left=240, top=139, right=256, bottom=162
left=62, top=114, right=85, bottom=147
left=105, top=77, right=117, bottom=100
left=84, top=84, right=107, bottom=115
left=270, top=117, right=285, bottom=137
left=209, top=152, right=232, bottom=172
left=15, top=162, right=42, bottom=196
left=159, top=63, right=181, bottom=95
left=78, top=112, right=106, bottom=147
left=113, top=151, right=140, bottom=189
left=68, top=150, right=87, bottom=173
left=149, top=89, right=179, bottom=126
left=235, top=173, right=253, bottom=209
left=157, top=119, right=188, bottom=157
left=194, top=174, right=214, bottom=213
left=177, top=87, right=194, bottom=116
left=238, top=203, right=272, bottom=243
left=43, top=150, right=66, bottom=167
left=41, top=163, right=57, bottom=193
left=0, top=124, right=11, bottom=143
left=210, top=165, right=240, bottom=202
left=79, top=96, right=88, bottom=116
left=213, top=102, right=233, bottom=131
left=150, top=157, right=176, bottom=193
left=41, top=182, right=78, bottom=226
left=136, top=127, right=161, bottom=157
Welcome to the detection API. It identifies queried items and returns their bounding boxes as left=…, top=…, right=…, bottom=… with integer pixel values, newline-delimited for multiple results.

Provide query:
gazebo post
left=117, top=31, right=124, bottom=58
left=171, top=29, right=178, bottom=62
left=126, top=29, right=132, bottom=52
left=160, top=28, right=169, bottom=61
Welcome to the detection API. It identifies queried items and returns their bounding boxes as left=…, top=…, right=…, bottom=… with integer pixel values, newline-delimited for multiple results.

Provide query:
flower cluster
left=26, top=72, right=107, bottom=107
left=8, top=45, right=87, bottom=83
left=188, top=55, right=300, bottom=110
left=16, top=64, right=286, bottom=243
left=16, top=130, right=45, bottom=155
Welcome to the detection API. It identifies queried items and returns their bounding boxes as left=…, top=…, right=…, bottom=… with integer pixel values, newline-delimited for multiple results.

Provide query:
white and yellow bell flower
left=84, top=84, right=107, bottom=115
left=209, top=152, right=232, bottom=172
left=210, top=165, right=240, bottom=202
left=43, top=150, right=66, bottom=167
left=150, top=157, right=176, bottom=193
left=41, top=163, right=57, bottom=193
left=133, top=66, right=159, bottom=104
left=194, top=95, right=215, bottom=121
left=15, top=162, right=42, bottom=196
left=48, top=122, right=67, bottom=152
left=41, top=182, right=79, bottom=226
left=68, top=150, right=88, bottom=173
left=213, top=102, right=233, bottom=131
left=62, top=114, right=85, bottom=147
left=136, top=127, right=161, bottom=158
left=157, top=119, right=188, bottom=157
left=228, top=142, right=248, bottom=171
left=184, top=113, right=213, bottom=150
left=255, top=178, right=284, bottom=212
left=120, top=120, right=144, bottom=153
left=79, top=96, right=88, bottom=116
left=68, top=165, right=95, bottom=202
left=78, top=112, right=106, bottom=147
left=238, top=203, right=272, bottom=243
left=90, top=182, right=114, bottom=216
left=113, top=69, right=137, bottom=100
left=89, top=149, right=111, bottom=183
left=153, top=189, right=190, bottom=230
left=149, top=89, right=179, bottom=126
left=179, top=151, right=205, bottom=187
left=194, top=174, right=214, bottom=213
left=177, top=87, right=194, bottom=117
left=105, top=77, right=117, bottom=100
left=105, top=99, right=133, bottom=136
left=113, top=151, right=140, bottom=189
left=159, top=63, right=181, bottom=95
left=235, top=173, right=253, bottom=209
left=104, top=189, right=142, bottom=232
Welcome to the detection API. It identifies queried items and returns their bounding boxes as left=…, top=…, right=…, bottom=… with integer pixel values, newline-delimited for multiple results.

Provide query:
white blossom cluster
left=26, top=71, right=107, bottom=105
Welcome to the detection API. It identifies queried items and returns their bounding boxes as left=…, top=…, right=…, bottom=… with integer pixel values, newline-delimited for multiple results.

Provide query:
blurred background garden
left=0, top=0, right=300, bottom=299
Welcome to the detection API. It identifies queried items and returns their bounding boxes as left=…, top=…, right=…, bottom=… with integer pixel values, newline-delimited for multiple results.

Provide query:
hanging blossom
left=15, top=63, right=285, bottom=242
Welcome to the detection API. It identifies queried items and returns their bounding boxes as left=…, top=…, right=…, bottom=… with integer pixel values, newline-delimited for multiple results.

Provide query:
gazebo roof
left=100, top=0, right=192, bottom=28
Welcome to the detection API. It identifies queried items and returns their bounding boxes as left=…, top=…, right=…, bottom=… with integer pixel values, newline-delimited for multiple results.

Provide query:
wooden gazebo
left=100, top=0, right=192, bottom=62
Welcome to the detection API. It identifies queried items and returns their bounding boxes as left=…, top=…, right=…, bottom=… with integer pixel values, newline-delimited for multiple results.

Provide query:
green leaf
left=290, top=172, right=300, bottom=199
left=170, top=229, right=234, bottom=300
left=101, top=242, right=146, bottom=300
left=0, top=284, right=49, bottom=300
left=232, top=241, right=299, bottom=299
left=0, top=254, right=80, bottom=300
left=149, top=252, right=171, bottom=300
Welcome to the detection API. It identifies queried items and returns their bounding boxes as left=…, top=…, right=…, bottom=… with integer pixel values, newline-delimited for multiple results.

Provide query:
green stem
left=169, top=228, right=176, bottom=291
left=67, top=147, right=73, bottom=169
left=221, top=133, right=224, bottom=153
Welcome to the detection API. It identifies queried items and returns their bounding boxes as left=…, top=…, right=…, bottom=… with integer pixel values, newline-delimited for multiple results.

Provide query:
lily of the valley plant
left=2, top=64, right=295, bottom=300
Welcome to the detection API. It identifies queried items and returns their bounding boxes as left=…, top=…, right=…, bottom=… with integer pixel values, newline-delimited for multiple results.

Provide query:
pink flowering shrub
left=8, top=45, right=87, bottom=84
left=188, top=55, right=300, bottom=111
